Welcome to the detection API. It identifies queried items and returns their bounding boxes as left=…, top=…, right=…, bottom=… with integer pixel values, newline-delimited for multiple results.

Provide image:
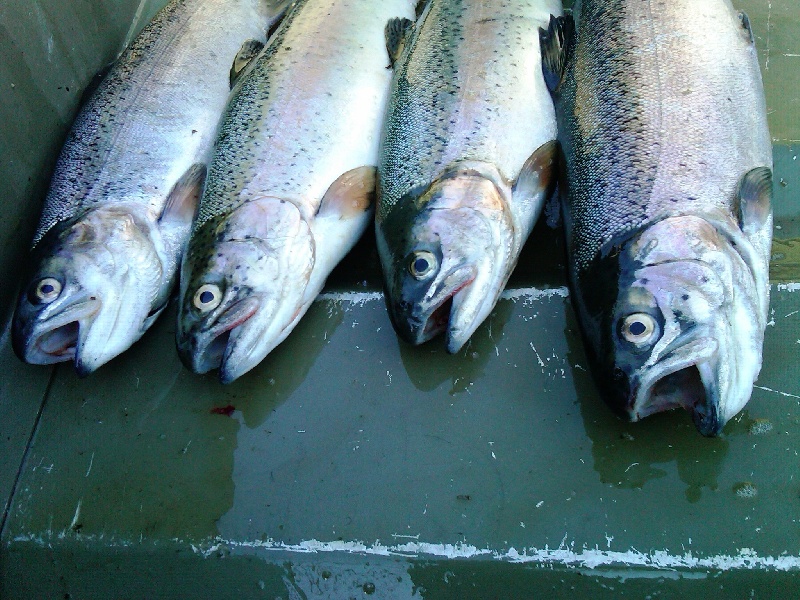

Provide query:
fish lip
left=186, top=295, right=261, bottom=375
left=629, top=337, right=723, bottom=435
left=15, top=296, right=101, bottom=366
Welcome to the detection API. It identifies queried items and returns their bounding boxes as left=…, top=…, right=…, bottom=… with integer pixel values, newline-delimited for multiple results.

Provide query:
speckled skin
left=13, top=0, right=275, bottom=374
left=179, top=0, right=417, bottom=382
left=547, top=0, right=773, bottom=434
left=376, top=0, right=561, bottom=352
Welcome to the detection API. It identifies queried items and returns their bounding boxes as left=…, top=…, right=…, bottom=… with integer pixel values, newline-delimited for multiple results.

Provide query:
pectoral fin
left=511, top=140, right=558, bottom=240
left=310, top=167, right=376, bottom=290
left=736, top=166, right=772, bottom=236
left=160, top=163, right=205, bottom=228
left=230, top=39, right=265, bottom=88
left=316, top=166, right=376, bottom=219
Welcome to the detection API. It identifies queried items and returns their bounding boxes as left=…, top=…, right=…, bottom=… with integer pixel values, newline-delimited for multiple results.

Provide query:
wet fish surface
left=377, top=0, right=561, bottom=353
left=12, top=0, right=286, bottom=375
left=177, top=0, right=417, bottom=383
left=541, top=0, right=773, bottom=435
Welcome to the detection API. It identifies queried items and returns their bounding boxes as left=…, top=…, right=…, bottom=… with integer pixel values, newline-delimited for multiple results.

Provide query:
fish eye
left=408, top=251, right=437, bottom=280
left=29, top=278, right=62, bottom=305
left=193, top=283, right=223, bottom=313
left=620, top=313, right=659, bottom=345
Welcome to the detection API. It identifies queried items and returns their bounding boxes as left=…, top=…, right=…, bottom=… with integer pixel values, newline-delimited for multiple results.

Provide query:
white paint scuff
left=777, top=283, right=800, bottom=293
left=14, top=532, right=800, bottom=572
left=189, top=537, right=800, bottom=572
left=317, top=287, right=570, bottom=305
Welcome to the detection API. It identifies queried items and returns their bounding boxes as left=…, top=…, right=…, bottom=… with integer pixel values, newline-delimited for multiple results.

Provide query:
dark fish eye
left=408, top=251, right=437, bottom=280
left=620, top=313, right=658, bottom=346
left=29, top=277, right=62, bottom=305
left=193, top=283, right=223, bottom=313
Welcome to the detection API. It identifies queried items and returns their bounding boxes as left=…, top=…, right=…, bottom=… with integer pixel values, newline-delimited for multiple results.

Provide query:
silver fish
left=177, top=0, right=417, bottom=383
left=12, top=0, right=287, bottom=375
left=541, top=0, right=773, bottom=435
left=376, top=0, right=561, bottom=353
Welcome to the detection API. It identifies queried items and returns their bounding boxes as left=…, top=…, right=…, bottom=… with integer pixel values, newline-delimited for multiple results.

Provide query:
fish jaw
left=13, top=205, right=169, bottom=374
left=577, top=215, right=767, bottom=436
left=177, top=197, right=315, bottom=383
left=377, top=167, right=516, bottom=352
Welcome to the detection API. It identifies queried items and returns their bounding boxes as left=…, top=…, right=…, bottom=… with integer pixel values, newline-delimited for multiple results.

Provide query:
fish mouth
left=15, top=298, right=101, bottom=369
left=630, top=339, right=723, bottom=436
left=399, top=266, right=476, bottom=348
left=187, top=296, right=261, bottom=376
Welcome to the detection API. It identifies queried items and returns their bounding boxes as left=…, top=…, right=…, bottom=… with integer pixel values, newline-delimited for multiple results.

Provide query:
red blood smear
left=210, top=404, right=235, bottom=416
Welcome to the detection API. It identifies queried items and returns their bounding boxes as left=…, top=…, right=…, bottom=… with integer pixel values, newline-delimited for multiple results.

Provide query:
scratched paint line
left=501, top=287, right=569, bottom=301
left=317, top=290, right=383, bottom=305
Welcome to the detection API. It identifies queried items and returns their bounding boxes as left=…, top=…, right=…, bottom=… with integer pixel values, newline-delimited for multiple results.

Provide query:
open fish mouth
left=635, top=365, right=720, bottom=434
left=630, top=343, right=723, bottom=436
left=35, top=322, right=80, bottom=360
left=424, top=296, right=454, bottom=339
left=18, top=298, right=101, bottom=366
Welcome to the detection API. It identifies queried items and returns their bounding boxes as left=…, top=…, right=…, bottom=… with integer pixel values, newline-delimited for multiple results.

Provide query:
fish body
left=12, top=0, right=283, bottom=375
left=377, top=0, right=561, bottom=353
left=541, top=0, right=773, bottom=435
left=178, top=0, right=417, bottom=383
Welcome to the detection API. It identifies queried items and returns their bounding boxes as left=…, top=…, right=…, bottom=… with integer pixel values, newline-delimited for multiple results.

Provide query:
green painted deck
left=1, top=1, right=799, bottom=597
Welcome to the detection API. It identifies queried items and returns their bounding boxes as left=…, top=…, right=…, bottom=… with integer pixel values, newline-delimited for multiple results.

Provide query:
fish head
left=12, top=205, right=166, bottom=375
left=377, top=166, right=515, bottom=353
left=177, top=197, right=314, bottom=383
left=578, top=215, right=768, bottom=436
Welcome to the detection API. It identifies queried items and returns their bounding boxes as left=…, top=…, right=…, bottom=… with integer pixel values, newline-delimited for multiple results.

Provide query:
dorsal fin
left=539, top=15, right=575, bottom=93
left=385, top=18, right=415, bottom=68
left=229, top=39, right=265, bottom=88
left=738, top=11, right=755, bottom=44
